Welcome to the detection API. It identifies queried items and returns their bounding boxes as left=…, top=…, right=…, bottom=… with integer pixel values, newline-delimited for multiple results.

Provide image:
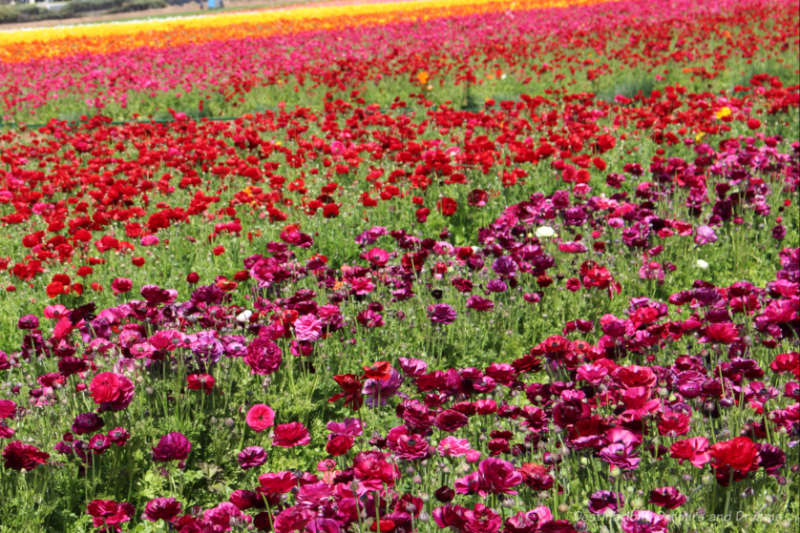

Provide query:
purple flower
left=485, top=279, right=508, bottom=293
left=491, top=256, right=517, bottom=277
left=694, top=225, right=718, bottom=245
left=17, top=314, right=39, bottom=330
left=362, top=370, right=403, bottom=407
left=588, top=490, right=623, bottom=514
left=428, top=304, right=457, bottom=324
left=152, top=432, right=191, bottom=462
left=72, top=412, right=104, bottom=435
left=237, top=446, right=267, bottom=470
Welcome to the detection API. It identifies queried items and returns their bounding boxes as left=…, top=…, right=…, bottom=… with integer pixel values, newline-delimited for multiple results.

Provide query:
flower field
left=0, top=0, right=798, bottom=531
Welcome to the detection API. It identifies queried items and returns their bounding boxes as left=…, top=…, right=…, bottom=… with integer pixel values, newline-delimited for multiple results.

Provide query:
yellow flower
left=715, top=106, right=732, bottom=119
left=695, top=131, right=706, bottom=142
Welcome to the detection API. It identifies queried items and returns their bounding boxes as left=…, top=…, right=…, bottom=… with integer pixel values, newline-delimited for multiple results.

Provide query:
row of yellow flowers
left=0, top=0, right=609, bottom=63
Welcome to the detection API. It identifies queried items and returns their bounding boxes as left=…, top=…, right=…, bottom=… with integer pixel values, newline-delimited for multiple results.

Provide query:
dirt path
left=1, top=0, right=402, bottom=31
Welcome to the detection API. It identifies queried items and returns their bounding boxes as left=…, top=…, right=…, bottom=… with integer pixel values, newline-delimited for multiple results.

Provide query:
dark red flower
left=3, top=440, right=49, bottom=471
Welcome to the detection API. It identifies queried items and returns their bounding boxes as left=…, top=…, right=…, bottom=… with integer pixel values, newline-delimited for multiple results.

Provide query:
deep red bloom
left=144, top=497, right=182, bottom=522
left=186, top=373, right=215, bottom=394
left=436, top=197, right=458, bottom=216
left=272, top=422, right=310, bottom=448
left=329, top=373, right=363, bottom=410
left=3, top=440, right=49, bottom=471
left=152, top=432, right=191, bottom=462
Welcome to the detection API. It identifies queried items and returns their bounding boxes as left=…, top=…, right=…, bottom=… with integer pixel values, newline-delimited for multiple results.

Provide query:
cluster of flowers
left=0, top=0, right=795, bottom=119
left=1, top=132, right=796, bottom=530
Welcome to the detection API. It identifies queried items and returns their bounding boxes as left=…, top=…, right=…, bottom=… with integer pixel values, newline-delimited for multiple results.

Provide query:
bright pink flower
left=246, top=404, right=275, bottom=432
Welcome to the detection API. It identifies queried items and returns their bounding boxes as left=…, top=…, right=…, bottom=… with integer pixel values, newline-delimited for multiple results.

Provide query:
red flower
left=89, top=372, right=135, bottom=411
left=436, top=197, right=458, bottom=216
left=272, top=421, right=310, bottom=448
left=3, top=440, right=49, bottom=471
left=710, top=436, right=759, bottom=473
left=89, top=372, right=122, bottom=404
left=702, top=322, right=739, bottom=344
left=329, top=373, right=363, bottom=411
left=186, top=373, right=215, bottom=394
left=326, top=435, right=354, bottom=456
left=87, top=499, right=135, bottom=531
left=669, top=437, right=711, bottom=468
left=258, top=471, right=297, bottom=494
left=362, top=361, right=392, bottom=381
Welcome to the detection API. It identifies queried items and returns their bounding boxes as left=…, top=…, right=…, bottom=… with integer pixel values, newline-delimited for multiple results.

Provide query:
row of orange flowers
left=1, top=0, right=610, bottom=63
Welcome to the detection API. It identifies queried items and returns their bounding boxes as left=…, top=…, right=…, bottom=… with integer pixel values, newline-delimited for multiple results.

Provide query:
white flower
left=535, top=226, right=555, bottom=238
left=236, top=310, right=253, bottom=324
left=696, top=259, right=709, bottom=270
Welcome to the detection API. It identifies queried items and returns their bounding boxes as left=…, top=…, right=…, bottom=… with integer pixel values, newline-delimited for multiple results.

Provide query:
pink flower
left=294, top=314, right=322, bottom=342
left=478, top=457, right=523, bottom=495
left=246, top=404, right=275, bottom=432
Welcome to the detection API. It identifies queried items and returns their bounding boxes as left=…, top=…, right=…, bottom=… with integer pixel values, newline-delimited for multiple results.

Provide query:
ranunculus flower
left=244, top=337, right=282, bottom=375
left=709, top=436, right=759, bottom=473
left=88, top=372, right=135, bottom=411
left=273, top=422, right=310, bottom=448
left=2, top=440, right=49, bottom=471
left=111, top=277, right=133, bottom=294
left=237, top=446, right=267, bottom=470
left=649, top=486, right=687, bottom=509
left=588, top=490, right=623, bottom=514
left=294, top=314, right=322, bottom=342
left=694, top=225, right=717, bottom=245
left=144, top=497, right=182, bottom=522
left=152, top=432, right=191, bottom=462
left=246, top=404, right=275, bottom=432
left=478, top=457, right=523, bottom=495
left=669, top=437, right=711, bottom=468
left=427, top=303, right=457, bottom=324
left=258, top=471, right=297, bottom=494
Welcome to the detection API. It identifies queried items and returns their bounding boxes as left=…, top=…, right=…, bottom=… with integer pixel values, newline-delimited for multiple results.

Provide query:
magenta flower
left=478, top=457, right=523, bottom=494
left=427, top=303, right=457, bottom=324
left=620, top=510, right=669, bottom=533
left=152, top=432, right=191, bottom=462
left=246, top=404, right=275, bottom=432
left=144, top=497, right=182, bottom=522
left=244, top=337, right=282, bottom=375
left=237, top=446, right=267, bottom=470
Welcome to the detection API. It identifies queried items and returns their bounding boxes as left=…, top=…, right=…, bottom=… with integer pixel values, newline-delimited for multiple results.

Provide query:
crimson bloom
left=258, top=471, right=297, bottom=494
left=144, top=497, right=182, bottom=522
left=3, top=440, right=49, bottom=471
left=88, top=372, right=135, bottom=411
left=709, top=436, right=759, bottom=473
left=87, top=499, right=135, bottom=532
left=272, top=422, right=310, bottom=448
